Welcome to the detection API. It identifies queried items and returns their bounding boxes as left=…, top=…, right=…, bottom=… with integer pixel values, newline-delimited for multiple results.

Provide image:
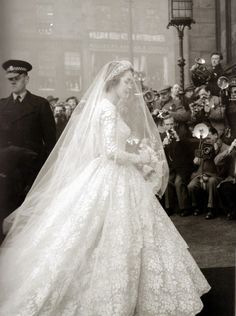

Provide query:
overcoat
left=0, top=90, right=56, bottom=214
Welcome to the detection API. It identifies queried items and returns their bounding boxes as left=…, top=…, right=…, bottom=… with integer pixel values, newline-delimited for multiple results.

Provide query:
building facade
left=0, top=0, right=235, bottom=99
left=189, top=0, right=236, bottom=69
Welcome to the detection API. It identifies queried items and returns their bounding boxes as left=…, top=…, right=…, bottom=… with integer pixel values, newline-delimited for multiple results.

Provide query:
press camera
left=195, top=142, right=215, bottom=160
left=143, top=88, right=159, bottom=112
left=190, top=58, right=213, bottom=86
left=189, top=95, right=210, bottom=122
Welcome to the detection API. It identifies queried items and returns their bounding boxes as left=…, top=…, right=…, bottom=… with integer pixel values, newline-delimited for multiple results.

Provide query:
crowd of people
left=146, top=52, right=236, bottom=221
left=46, top=95, right=80, bottom=139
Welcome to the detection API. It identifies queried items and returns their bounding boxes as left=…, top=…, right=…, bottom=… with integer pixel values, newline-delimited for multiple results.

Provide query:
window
left=64, top=52, right=81, bottom=92
left=38, top=51, right=56, bottom=91
left=36, top=3, right=54, bottom=35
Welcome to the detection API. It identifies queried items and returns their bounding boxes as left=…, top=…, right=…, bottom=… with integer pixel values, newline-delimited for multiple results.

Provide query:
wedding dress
left=0, top=61, right=210, bottom=316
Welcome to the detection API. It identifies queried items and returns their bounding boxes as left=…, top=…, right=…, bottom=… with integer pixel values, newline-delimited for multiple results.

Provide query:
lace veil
left=3, top=60, right=169, bottom=239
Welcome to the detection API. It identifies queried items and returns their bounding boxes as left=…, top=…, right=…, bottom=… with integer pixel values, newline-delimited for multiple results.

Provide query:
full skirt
left=0, top=158, right=210, bottom=315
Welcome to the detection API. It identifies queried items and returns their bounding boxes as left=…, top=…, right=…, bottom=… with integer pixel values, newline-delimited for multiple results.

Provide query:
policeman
left=0, top=60, right=56, bottom=228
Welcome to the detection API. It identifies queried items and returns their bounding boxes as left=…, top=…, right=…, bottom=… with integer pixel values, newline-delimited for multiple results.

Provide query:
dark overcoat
left=0, top=90, right=56, bottom=214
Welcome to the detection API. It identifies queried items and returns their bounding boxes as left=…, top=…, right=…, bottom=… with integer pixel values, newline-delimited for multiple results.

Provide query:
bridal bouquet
left=138, top=138, right=164, bottom=194
left=126, top=136, right=165, bottom=195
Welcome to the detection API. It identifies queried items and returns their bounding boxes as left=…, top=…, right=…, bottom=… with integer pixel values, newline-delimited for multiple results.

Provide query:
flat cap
left=2, top=59, right=32, bottom=78
left=158, top=85, right=172, bottom=94
left=46, top=95, right=59, bottom=102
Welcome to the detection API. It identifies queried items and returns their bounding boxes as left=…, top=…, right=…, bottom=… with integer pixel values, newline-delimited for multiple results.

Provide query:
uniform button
left=7, top=141, right=12, bottom=145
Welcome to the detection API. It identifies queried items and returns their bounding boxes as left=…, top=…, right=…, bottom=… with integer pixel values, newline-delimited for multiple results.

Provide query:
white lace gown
left=0, top=99, right=210, bottom=316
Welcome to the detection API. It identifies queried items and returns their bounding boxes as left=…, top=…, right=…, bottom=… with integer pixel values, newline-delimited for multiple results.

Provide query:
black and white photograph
left=0, top=1, right=235, bottom=315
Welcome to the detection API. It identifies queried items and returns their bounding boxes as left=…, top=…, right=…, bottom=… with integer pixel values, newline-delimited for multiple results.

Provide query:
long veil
left=2, top=60, right=169, bottom=242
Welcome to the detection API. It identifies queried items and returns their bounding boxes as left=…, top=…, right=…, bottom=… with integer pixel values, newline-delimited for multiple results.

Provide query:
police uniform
left=0, top=60, right=56, bottom=225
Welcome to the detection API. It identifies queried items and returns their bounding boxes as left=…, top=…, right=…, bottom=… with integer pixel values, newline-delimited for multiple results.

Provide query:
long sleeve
left=100, top=103, right=141, bottom=165
left=208, top=96, right=225, bottom=121
left=214, top=144, right=230, bottom=166
left=162, top=99, right=190, bottom=123
left=170, top=107, right=190, bottom=122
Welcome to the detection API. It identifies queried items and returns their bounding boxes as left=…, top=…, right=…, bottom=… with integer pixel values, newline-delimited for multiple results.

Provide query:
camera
left=152, top=109, right=170, bottom=119
left=167, top=128, right=178, bottom=142
left=190, top=96, right=209, bottom=112
left=143, top=88, right=159, bottom=112
left=195, top=142, right=215, bottom=160
left=189, top=96, right=210, bottom=123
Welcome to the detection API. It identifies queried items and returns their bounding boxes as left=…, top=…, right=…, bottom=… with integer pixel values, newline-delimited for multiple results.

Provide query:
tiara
left=106, top=60, right=132, bottom=81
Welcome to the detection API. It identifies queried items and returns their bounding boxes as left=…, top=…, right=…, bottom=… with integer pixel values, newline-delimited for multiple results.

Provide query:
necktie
left=14, top=95, right=21, bottom=104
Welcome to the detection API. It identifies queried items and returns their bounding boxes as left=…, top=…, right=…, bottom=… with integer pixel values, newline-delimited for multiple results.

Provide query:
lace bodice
left=100, top=99, right=140, bottom=165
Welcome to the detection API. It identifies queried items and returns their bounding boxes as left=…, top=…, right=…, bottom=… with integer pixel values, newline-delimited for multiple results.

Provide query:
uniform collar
left=12, top=90, right=27, bottom=102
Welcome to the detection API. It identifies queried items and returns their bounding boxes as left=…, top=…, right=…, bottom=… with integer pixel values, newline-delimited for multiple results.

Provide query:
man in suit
left=0, top=60, right=56, bottom=232
left=161, top=115, right=194, bottom=216
left=191, top=52, right=224, bottom=97
left=207, top=52, right=224, bottom=97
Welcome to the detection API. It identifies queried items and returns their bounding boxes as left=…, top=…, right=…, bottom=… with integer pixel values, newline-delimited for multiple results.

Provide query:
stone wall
left=188, top=0, right=217, bottom=67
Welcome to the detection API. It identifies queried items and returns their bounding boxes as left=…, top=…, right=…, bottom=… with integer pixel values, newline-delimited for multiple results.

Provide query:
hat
left=2, top=59, right=32, bottom=79
left=158, top=85, right=172, bottom=94
left=184, top=84, right=195, bottom=92
left=46, top=95, right=59, bottom=103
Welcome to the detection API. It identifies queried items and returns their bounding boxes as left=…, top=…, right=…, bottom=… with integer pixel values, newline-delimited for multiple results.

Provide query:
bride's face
left=115, top=70, right=133, bottom=100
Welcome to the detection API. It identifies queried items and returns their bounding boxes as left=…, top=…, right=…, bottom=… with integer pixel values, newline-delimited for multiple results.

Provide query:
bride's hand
left=139, top=149, right=151, bottom=164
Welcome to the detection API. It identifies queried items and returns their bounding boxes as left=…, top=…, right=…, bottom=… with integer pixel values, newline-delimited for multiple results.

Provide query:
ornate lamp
left=167, top=0, right=195, bottom=91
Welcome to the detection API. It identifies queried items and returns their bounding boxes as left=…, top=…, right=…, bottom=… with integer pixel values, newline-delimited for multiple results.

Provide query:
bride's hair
left=104, top=61, right=134, bottom=92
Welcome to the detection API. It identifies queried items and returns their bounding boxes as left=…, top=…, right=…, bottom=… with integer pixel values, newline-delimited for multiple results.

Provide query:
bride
left=0, top=60, right=210, bottom=315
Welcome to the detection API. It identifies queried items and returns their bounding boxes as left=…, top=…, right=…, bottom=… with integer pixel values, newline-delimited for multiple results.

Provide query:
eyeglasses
left=7, top=73, right=25, bottom=82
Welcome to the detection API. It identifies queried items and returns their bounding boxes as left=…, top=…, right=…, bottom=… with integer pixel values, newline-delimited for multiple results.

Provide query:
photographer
left=189, top=86, right=225, bottom=137
left=161, top=115, right=194, bottom=216
left=215, top=139, right=236, bottom=220
left=188, top=127, right=222, bottom=219
left=207, top=52, right=224, bottom=97
left=189, top=87, right=211, bottom=125
left=143, top=88, right=160, bottom=113
left=183, top=85, right=195, bottom=110
left=171, top=83, right=182, bottom=102
left=190, top=52, right=224, bottom=97
left=153, top=85, right=190, bottom=138
left=226, top=82, right=236, bottom=139
left=162, top=116, right=180, bottom=147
